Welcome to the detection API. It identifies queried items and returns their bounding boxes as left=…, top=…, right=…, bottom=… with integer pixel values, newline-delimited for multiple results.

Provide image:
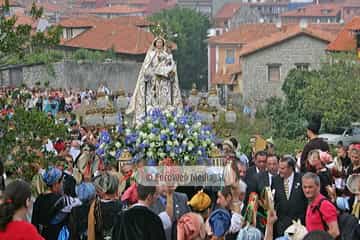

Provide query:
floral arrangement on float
left=95, top=108, right=216, bottom=166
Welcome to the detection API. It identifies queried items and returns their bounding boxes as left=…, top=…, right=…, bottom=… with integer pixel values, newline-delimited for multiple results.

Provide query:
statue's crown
left=151, top=23, right=167, bottom=39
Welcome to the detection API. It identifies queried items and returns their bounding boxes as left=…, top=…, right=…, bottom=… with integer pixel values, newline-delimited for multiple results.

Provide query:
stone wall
left=1, top=61, right=142, bottom=92
left=242, top=34, right=328, bottom=106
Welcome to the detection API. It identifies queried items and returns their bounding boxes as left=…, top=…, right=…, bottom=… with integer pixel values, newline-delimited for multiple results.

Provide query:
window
left=225, top=49, right=235, bottom=64
left=66, top=28, right=73, bottom=39
left=295, top=63, right=310, bottom=71
left=267, top=64, right=281, bottom=82
left=228, top=85, right=234, bottom=92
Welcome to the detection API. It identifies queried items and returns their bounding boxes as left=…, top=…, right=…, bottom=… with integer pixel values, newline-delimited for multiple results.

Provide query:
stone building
left=239, top=24, right=339, bottom=106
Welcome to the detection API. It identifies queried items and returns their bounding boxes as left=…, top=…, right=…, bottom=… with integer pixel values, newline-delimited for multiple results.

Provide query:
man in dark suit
left=245, top=150, right=267, bottom=193
left=271, top=155, right=307, bottom=237
left=251, top=154, right=279, bottom=233
left=150, top=185, right=190, bottom=240
left=253, top=154, right=279, bottom=195
left=244, top=150, right=267, bottom=208
left=150, top=186, right=190, bottom=220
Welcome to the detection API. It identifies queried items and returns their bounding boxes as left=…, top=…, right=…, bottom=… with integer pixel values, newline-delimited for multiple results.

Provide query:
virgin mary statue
left=126, top=36, right=182, bottom=124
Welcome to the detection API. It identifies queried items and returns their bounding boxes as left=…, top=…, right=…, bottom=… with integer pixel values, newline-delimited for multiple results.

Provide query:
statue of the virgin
left=126, top=36, right=182, bottom=123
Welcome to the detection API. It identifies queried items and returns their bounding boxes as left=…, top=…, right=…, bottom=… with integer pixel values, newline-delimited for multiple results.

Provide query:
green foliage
left=302, top=53, right=360, bottom=131
left=266, top=52, right=360, bottom=139
left=150, top=7, right=210, bottom=89
left=213, top=108, right=303, bottom=156
left=265, top=96, right=306, bottom=139
left=1, top=2, right=62, bottom=64
left=0, top=108, right=68, bottom=181
left=23, top=50, right=65, bottom=65
left=273, top=137, right=306, bottom=156
left=0, top=16, right=31, bottom=59
left=104, top=46, right=117, bottom=60
left=73, top=48, right=108, bottom=62
left=30, top=2, right=43, bottom=19
left=30, top=26, right=63, bottom=53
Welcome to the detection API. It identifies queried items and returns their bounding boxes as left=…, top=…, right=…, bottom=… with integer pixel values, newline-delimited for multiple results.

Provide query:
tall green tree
left=0, top=1, right=62, bottom=63
left=150, top=7, right=210, bottom=89
left=302, top=53, right=360, bottom=131
left=266, top=52, right=360, bottom=138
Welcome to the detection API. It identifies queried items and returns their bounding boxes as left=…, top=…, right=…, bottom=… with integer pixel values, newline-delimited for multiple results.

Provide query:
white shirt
left=284, top=172, right=295, bottom=195
left=268, top=173, right=273, bottom=187
left=228, top=212, right=243, bottom=233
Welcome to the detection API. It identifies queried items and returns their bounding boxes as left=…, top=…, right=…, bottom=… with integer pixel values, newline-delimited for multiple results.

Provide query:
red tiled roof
left=87, top=5, right=145, bottom=14
left=214, top=3, right=241, bottom=20
left=78, top=0, right=96, bottom=3
left=327, top=16, right=360, bottom=51
left=344, top=0, right=360, bottom=5
left=127, top=0, right=150, bottom=5
left=59, top=15, right=150, bottom=28
left=281, top=3, right=342, bottom=17
left=208, top=23, right=341, bottom=46
left=208, top=24, right=283, bottom=45
left=346, top=16, right=360, bottom=30
left=214, top=64, right=241, bottom=85
left=35, top=2, right=64, bottom=13
left=107, top=16, right=150, bottom=26
left=14, top=14, right=37, bottom=28
left=240, top=24, right=338, bottom=57
left=144, top=0, right=176, bottom=15
left=61, top=22, right=154, bottom=55
left=58, top=16, right=103, bottom=28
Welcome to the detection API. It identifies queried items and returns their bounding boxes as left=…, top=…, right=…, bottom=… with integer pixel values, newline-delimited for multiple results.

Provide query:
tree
left=302, top=53, right=360, bottom=131
left=266, top=52, right=360, bottom=138
left=150, top=7, right=210, bottom=89
left=0, top=1, right=62, bottom=63
left=0, top=108, right=68, bottom=181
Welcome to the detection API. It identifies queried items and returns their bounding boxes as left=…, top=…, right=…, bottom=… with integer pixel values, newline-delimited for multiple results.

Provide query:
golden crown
left=151, top=23, right=167, bottom=40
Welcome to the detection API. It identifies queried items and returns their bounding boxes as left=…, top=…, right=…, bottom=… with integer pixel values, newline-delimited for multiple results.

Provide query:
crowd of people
left=0, top=86, right=360, bottom=240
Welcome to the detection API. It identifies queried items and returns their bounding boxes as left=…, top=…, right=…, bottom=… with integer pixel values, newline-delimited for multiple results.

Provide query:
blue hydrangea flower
left=160, top=134, right=168, bottom=141
left=100, top=130, right=111, bottom=144
left=115, top=149, right=122, bottom=159
left=151, top=128, right=160, bottom=135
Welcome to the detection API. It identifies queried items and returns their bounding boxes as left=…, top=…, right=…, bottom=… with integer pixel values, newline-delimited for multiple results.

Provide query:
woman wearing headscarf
left=176, top=190, right=212, bottom=240
left=207, top=208, right=231, bottom=240
left=69, top=183, right=96, bottom=240
left=87, top=172, right=122, bottom=240
left=32, top=167, right=81, bottom=240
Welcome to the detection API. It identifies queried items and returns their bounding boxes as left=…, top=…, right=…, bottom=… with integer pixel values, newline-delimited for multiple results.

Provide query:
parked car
left=319, top=125, right=360, bottom=146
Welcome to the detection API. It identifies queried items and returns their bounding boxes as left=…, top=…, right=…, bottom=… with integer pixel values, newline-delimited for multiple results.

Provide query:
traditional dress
left=126, top=37, right=182, bottom=124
